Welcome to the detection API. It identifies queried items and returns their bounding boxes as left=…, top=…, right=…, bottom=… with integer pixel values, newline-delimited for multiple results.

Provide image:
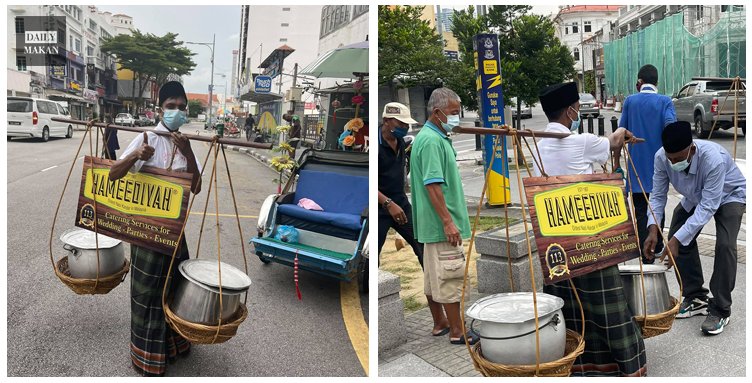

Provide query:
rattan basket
left=469, top=329, right=585, bottom=377
left=635, top=295, right=680, bottom=338
left=164, top=302, right=248, bottom=344
left=55, top=256, right=129, bottom=295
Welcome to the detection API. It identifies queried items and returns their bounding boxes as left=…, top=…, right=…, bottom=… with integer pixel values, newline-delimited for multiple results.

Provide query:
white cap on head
left=382, top=102, right=418, bottom=125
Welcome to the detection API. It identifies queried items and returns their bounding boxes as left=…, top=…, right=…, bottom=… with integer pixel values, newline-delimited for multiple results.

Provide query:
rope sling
left=48, top=121, right=250, bottom=343
left=460, top=127, right=585, bottom=377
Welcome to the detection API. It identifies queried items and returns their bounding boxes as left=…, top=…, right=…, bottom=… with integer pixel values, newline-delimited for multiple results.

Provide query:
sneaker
left=676, top=297, right=709, bottom=318
left=701, top=314, right=730, bottom=335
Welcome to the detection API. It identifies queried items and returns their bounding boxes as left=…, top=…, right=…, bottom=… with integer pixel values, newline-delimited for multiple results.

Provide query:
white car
left=7, top=97, right=74, bottom=141
left=115, top=113, right=135, bottom=126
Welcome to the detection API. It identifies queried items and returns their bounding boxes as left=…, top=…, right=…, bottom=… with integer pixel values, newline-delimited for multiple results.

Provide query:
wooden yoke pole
left=51, top=117, right=273, bottom=150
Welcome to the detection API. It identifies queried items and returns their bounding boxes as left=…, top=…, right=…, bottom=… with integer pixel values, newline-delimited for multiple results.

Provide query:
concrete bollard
left=474, top=223, right=543, bottom=293
left=378, top=270, right=407, bottom=353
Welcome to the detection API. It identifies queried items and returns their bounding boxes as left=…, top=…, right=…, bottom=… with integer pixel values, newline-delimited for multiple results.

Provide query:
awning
left=46, top=90, right=89, bottom=103
left=102, top=98, right=123, bottom=105
left=239, top=90, right=283, bottom=104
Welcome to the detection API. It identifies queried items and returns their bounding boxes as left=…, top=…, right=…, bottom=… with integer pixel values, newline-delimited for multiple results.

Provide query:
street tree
left=450, top=6, right=575, bottom=113
left=101, top=31, right=196, bottom=111
left=378, top=5, right=447, bottom=90
left=187, top=99, right=204, bottom=118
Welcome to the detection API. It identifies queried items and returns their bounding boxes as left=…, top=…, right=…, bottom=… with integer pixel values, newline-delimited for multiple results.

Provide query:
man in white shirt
left=107, top=81, right=202, bottom=376
left=533, top=82, right=631, bottom=176
left=533, top=82, right=646, bottom=376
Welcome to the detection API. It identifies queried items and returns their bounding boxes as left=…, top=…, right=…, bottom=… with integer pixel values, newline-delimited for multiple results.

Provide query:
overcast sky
left=98, top=5, right=241, bottom=94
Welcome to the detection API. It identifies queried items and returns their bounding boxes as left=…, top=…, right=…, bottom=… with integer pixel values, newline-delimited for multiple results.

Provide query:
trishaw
left=252, top=149, right=368, bottom=288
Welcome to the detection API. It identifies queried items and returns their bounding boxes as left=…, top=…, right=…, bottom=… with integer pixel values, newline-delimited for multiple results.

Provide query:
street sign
left=473, top=33, right=510, bottom=205
left=524, top=173, right=639, bottom=284
left=254, top=75, right=273, bottom=94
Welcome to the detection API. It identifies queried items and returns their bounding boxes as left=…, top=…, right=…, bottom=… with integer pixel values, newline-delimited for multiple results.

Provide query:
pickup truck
left=672, top=78, right=746, bottom=138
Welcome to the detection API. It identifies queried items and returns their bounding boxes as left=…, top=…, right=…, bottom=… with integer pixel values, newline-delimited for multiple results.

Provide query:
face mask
left=439, top=110, right=460, bottom=131
left=391, top=126, right=408, bottom=139
left=162, top=109, right=187, bottom=131
left=568, top=107, right=581, bottom=132
left=670, top=145, right=693, bottom=172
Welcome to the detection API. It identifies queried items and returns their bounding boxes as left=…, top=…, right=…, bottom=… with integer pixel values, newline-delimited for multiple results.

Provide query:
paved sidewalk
left=379, top=236, right=746, bottom=377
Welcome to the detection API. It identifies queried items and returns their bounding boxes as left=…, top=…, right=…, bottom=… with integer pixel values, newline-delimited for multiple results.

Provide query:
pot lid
left=179, top=259, right=251, bottom=291
left=60, top=228, right=121, bottom=249
left=465, top=292, right=564, bottom=323
left=618, top=264, right=669, bottom=274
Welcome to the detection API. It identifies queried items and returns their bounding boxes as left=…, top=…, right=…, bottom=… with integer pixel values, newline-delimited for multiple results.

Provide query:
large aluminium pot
left=466, top=292, right=566, bottom=365
left=619, top=264, right=672, bottom=316
left=60, top=228, right=125, bottom=279
left=171, top=259, right=252, bottom=325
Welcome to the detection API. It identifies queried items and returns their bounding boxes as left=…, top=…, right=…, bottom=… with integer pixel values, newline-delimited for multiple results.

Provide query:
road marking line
left=41, top=165, right=58, bottom=172
left=340, top=281, right=369, bottom=376
left=188, top=211, right=257, bottom=219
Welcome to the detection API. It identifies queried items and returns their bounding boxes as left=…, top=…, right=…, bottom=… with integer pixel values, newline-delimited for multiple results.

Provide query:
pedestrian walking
left=534, top=81, right=646, bottom=376
left=378, top=102, right=423, bottom=268
left=619, top=64, right=677, bottom=263
left=108, top=81, right=203, bottom=376
left=103, top=125, right=119, bottom=160
left=245, top=113, right=255, bottom=141
left=409, top=88, right=478, bottom=345
left=643, top=121, right=745, bottom=335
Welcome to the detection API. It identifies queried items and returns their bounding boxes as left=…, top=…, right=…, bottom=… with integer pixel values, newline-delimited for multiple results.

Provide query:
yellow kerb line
left=340, top=281, right=369, bottom=375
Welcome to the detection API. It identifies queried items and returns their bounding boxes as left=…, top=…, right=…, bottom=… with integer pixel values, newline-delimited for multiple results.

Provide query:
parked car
left=115, top=113, right=135, bottom=126
left=510, top=97, right=532, bottom=119
left=578, top=93, right=600, bottom=118
left=7, top=97, right=73, bottom=141
left=135, top=115, right=154, bottom=126
left=672, top=78, right=746, bottom=138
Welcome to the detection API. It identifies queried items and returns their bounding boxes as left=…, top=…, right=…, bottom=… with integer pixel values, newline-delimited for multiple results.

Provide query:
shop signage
left=473, top=33, right=510, bottom=205
left=254, top=75, right=272, bottom=93
left=75, top=156, right=192, bottom=254
left=50, top=65, right=67, bottom=78
left=524, top=173, right=640, bottom=284
left=83, top=89, right=98, bottom=102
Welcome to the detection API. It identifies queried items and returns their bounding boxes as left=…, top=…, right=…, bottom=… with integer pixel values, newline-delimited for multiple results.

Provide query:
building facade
left=8, top=5, right=122, bottom=120
left=553, top=5, right=621, bottom=93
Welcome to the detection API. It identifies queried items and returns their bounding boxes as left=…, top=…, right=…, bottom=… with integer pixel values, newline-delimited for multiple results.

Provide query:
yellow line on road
left=189, top=211, right=257, bottom=219
left=340, top=281, right=369, bottom=376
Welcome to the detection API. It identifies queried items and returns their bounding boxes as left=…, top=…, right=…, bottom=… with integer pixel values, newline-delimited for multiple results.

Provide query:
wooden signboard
left=523, top=173, right=640, bottom=284
left=75, top=156, right=192, bottom=254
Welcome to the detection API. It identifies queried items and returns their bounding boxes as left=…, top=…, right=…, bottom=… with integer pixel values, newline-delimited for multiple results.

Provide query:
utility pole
left=290, top=62, right=298, bottom=115
left=187, top=34, right=215, bottom=128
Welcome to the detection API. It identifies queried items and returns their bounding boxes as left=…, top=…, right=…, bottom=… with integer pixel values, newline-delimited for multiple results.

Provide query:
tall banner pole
left=473, top=33, right=511, bottom=205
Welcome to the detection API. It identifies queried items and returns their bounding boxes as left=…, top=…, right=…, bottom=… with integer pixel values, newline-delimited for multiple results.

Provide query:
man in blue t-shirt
left=619, top=64, right=677, bottom=263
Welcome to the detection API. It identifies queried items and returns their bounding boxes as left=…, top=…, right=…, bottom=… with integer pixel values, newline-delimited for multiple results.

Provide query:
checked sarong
left=544, top=265, right=648, bottom=376
left=130, top=240, right=191, bottom=376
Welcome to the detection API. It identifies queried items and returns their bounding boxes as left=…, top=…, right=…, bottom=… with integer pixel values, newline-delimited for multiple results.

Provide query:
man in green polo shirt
left=409, top=87, right=477, bottom=345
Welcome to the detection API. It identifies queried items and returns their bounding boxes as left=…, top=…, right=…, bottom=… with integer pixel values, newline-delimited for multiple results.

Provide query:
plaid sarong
left=130, top=240, right=191, bottom=376
left=544, top=265, right=647, bottom=376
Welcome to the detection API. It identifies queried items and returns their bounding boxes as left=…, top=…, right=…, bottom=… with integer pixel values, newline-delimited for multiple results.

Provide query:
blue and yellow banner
left=473, top=33, right=510, bottom=205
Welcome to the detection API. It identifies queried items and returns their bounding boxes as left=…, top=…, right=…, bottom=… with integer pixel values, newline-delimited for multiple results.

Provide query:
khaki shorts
left=423, top=241, right=466, bottom=304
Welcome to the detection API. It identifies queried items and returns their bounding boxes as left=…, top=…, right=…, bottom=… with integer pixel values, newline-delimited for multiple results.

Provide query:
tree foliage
left=187, top=99, right=204, bottom=118
left=378, top=5, right=447, bottom=88
left=101, top=30, right=196, bottom=110
left=449, top=6, right=576, bottom=111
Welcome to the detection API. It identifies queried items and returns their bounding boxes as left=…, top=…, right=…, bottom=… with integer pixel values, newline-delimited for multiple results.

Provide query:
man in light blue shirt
left=619, top=64, right=677, bottom=264
left=644, top=121, right=745, bottom=335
